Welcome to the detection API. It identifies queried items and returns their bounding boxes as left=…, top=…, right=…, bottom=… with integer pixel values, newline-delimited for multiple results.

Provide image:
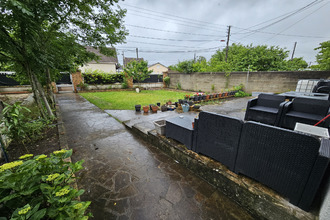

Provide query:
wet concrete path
left=57, top=93, right=254, bottom=220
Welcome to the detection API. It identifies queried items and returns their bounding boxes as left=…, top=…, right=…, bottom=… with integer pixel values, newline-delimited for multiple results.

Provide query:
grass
left=80, top=90, right=194, bottom=110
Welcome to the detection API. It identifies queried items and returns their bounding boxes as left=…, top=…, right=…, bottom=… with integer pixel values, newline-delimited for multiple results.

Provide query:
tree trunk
left=27, top=68, right=47, bottom=120
left=32, top=73, right=54, bottom=118
left=46, top=68, right=55, bottom=108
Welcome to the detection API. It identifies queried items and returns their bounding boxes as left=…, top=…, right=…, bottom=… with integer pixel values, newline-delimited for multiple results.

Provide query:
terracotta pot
left=143, top=106, right=149, bottom=113
left=151, top=105, right=158, bottom=113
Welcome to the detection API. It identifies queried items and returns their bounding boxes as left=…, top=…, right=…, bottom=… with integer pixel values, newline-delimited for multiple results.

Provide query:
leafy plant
left=0, top=149, right=91, bottom=219
left=211, top=84, right=215, bottom=92
left=163, top=76, right=170, bottom=87
left=77, top=82, right=88, bottom=91
left=0, top=103, right=48, bottom=150
left=177, top=82, right=182, bottom=90
left=121, top=80, right=128, bottom=89
left=83, top=70, right=124, bottom=84
left=234, top=90, right=251, bottom=97
left=124, top=60, right=152, bottom=88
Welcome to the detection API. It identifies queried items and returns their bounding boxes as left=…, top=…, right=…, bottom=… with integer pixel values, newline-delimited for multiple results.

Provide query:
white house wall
left=148, top=64, right=168, bottom=75
left=81, top=63, right=117, bottom=74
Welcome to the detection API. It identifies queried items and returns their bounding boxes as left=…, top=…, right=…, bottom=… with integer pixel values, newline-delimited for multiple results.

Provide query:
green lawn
left=80, top=90, right=194, bottom=110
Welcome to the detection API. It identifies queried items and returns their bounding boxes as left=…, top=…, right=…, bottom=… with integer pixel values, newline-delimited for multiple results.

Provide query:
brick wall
left=168, top=71, right=330, bottom=93
left=71, top=71, right=83, bottom=92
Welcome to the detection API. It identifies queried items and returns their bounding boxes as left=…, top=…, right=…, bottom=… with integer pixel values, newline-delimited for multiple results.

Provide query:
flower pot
left=154, top=120, right=166, bottom=135
left=188, top=101, right=194, bottom=106
left=157, top=102, right=161, bottom=107
left=179, top=99, right=184, bottom=104
left=135, top=105, right=141, bottom=112
left=143, top=106, right=149, bottom=113
left=151, top=105, right=158, bottom=113
left=193, top=105, right=200, bottom=110
left=161, top=105, right=167, bottom=112
left=182, top=103, right=189, bottom=112
left=175, top=102, right=179, bottom=107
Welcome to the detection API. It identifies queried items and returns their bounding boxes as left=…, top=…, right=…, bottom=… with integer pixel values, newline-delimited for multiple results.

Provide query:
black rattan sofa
left=234, top=121, right=330, bottom=211
left=279, top=97, right=330, bottom=130
left=244, top=93, right=288, bottom=126
left=195, top=112, right=243, bottom=171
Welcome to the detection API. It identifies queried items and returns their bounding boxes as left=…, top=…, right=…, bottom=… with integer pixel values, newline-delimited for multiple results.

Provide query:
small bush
left=121, top=80, right=128, bottom=89
left=177, top=82, right=182, bottom=90
left=83, top=70, right=123, bottom=85
left=0, top=103, right=50, bottom=149
left=0, top=149, right=91, bottom=219
left=163, top=76, right=170, bottom=87
left=234, top=90, right=251, bottom=97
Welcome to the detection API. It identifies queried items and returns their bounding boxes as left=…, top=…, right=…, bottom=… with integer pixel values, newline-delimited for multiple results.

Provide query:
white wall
left=81, top=63, right=117, bottom=74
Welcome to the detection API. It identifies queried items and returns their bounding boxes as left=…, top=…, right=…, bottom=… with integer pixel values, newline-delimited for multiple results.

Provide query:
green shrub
left=121, top=80, right=128, bottom=89
left=0, top=149, right=91, bottom=219
left=83, top=70, right=123, bottom=85
left=234, top=90, right=251, bottom=97
left=163, top=76, right=170, bottom=87
left=177, top=82, right=182, bottom=90
left=0, top=103, right=49, bottom=147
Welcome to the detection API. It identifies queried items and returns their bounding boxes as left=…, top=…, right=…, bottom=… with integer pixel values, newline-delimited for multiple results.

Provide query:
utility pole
left=136, top=48, right=139, bottom=59
left=291, top=42, right=297, bottom=61
left=225, top=26, right=231, bottom=62
left=122, top=51, right=125, bottom=68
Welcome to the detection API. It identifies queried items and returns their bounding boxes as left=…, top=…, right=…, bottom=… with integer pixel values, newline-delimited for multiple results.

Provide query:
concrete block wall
left=168, top=71, right=330, bottom=93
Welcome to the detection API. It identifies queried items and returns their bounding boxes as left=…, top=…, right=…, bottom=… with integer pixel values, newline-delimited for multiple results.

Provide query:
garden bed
left=1, top=123, right=61, bottom=164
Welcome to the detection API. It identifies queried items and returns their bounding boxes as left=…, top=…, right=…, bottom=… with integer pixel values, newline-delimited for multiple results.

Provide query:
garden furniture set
left=159, top=85, right=330, bottom=211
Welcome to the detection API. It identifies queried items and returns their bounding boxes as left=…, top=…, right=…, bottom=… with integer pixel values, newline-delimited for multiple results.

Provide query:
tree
left=313, top=41, right=330, bottom=70
left=124, top=60, right=152, bottom=87
left=0, top=0, right=127, bottom=119
left=170, top=43, right=308, bottom=73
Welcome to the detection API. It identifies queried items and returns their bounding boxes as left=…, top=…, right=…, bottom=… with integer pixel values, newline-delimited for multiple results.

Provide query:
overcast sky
left=115, top=0, right=330, bottom=67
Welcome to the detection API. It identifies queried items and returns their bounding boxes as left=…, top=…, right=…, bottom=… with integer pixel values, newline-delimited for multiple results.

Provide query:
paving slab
left=57, top=93, right=254, bottom=219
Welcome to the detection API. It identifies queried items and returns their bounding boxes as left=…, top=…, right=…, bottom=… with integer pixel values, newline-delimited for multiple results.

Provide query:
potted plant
left=151, top=105, right=158, bottom=113
left=184, top=94, right=190, bottom=100
left=135, top=105, right=141, bottom=112
left=161, top=105, right=167, bottom=112
left=76, top=82, right=87, bottom=92
left=143, top=106, right=149, bottom=113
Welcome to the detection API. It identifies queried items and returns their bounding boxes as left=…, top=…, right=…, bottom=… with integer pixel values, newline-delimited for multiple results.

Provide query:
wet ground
left=57, top=93, right=254, bottom=219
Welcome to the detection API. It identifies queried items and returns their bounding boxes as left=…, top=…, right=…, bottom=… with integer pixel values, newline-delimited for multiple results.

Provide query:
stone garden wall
left=167, top=71, right=330, bottom=93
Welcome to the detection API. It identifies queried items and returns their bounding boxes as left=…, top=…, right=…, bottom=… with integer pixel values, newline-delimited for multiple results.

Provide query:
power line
left=126, top=24, right=222, bottom=37
left=122, top=3, right=228, bottom=30
left=263, top=1, right=330, bottom=43
left=233, top=0, right=326, bottom=41
left=128, top=12, right=221, bottom=32
left=127, top=40, right=204, bottom=49
left=233, top=0, right=324, bottom=34
left=117, top=46, right=223, bottom=54
left=128, top=34, right=221, bottom=42
left=255, top=0, right=323, bottom=31
left=231, top=26, right=328, bottom=39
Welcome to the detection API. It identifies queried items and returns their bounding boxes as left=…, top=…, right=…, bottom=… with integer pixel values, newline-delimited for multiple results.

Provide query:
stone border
left=125, top=123, right=317, bottom=220
left=55, top=96, right=80, bottom=200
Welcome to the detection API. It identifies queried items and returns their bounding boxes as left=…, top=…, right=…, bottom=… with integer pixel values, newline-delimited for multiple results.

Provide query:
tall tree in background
left=170, top=43, right=308, bottom=73
left=312, top=41, right=330, bottom=70
left=0, top=0, right=127, bottom=119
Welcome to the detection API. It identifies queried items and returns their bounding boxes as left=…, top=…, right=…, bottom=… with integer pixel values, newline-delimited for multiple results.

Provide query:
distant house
left=80, top=46, right=118, bottom=74
left=148, top=62, right=168, bottom=75
left=123, top=57, right=144, bottom=68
